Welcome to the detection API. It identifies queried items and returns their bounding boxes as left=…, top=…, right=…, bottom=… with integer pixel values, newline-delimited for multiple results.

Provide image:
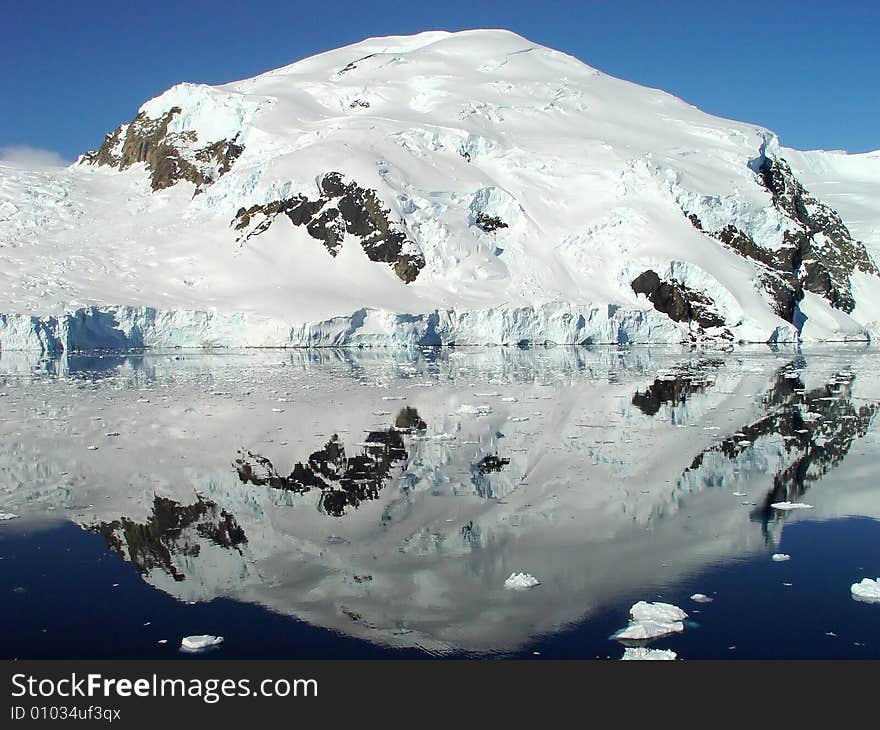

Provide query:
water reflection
left=1, top=345, right=879, bottom=652
left=92, top=495, right=247, bottom=582
left=234, top=407, right=420, bottom=516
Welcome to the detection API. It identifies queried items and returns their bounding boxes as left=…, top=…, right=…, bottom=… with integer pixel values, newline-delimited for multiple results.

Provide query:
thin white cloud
left=0, top=145, right=70, bottom=169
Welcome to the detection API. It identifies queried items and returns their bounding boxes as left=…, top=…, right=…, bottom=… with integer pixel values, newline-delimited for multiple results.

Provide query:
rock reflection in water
left=631, top=359, right=724, bottom=417
left=2, top=346, right=879, bottom=653
left=91, top=495, right=247, bottom=582
left=234, top=407, right=419, bottom=516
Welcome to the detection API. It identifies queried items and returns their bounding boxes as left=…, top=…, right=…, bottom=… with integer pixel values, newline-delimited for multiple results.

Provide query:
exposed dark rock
left=231, top=172, right=425, bottom=283
left=475, top=213, right=508, bottom=233
left=475, top=454, right=510, bottom=474
left=338, top=53, right=378, bottom=75
left=90, top=495, right=246, bottom=582
left=80, top=107, right=244, bottom=194
left=757, top=156, right=877, bottom=313
left=234, top=407, right=419, bottom=516
left=632, top=359, right=724, bottom=417
left=685, top=156, right=879, bottom=320
left=631, top=269, right=727, bottom=332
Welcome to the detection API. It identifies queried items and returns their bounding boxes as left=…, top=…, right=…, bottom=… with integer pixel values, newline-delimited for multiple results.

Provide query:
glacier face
left=1, top=29, right=879, bottom=352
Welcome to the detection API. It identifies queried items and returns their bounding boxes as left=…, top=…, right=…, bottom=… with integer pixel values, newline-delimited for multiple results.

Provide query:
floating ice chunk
left=614, top=601, right=688, bottom=640
left=770, top=501, right=814, bottom=510
left=0, top=512, right=19, bottom=521
left=500, top=396, right=518, bottom=403
left=771, top=553, right=791, bottom=562
left=458, top=404, right=492, bottom=415
left=180, top=634, right=224, bottom=651
left=504, top=572, right=540, bottom=590
left=690, top=593, right=713, bottom=603
left=850, top=578, right=880, bottom=603
left=621, top=647, right=677, bottom=661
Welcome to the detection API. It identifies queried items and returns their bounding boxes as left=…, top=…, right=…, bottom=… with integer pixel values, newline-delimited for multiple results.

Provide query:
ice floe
left=770, top=501, right=814, bottom=510
left=689, top=593, right=713, bottom=603
left=180, top=634, right=224, bottom=651
left=614, top=601, right=688, bottom=640
left=771, top=553, right=791, bottom=562
left=504, top=572, right=540, bottom=590
left=850, top=578, right=880, bottom=603
left=621, top=647, right=677, bottom=660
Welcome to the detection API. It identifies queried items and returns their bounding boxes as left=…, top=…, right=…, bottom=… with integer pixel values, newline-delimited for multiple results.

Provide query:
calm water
left=1, top=345, right=878, bottom=659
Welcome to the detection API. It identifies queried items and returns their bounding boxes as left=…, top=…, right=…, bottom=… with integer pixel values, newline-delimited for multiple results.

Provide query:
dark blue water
left=2, top=517, right=877, bottom=659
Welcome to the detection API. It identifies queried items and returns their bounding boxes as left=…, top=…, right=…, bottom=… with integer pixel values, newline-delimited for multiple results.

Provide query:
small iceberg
left=621, top=647, right=677, bottom=661
left=504, top=572, right=540, bottom=590
left=850, top=578, right=880, bottom=603
left=690, top=593, right=713, bottom=603
left=0, top=512, right=19, bottom=521
left=180, top=635, right=224, bottom=651
left=770, top=501, right=814, bottom=510
left=771, top=553, right=791, bottom=562
left=614, top=601, right=688, bottom=641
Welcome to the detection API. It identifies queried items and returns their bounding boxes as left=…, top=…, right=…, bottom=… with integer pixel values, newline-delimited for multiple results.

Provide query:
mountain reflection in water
left=1, top=345, right=879, bottom=654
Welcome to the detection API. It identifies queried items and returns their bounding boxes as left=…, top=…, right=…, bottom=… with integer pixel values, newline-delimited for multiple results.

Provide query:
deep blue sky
left=3, top=0, right=877, bottom=162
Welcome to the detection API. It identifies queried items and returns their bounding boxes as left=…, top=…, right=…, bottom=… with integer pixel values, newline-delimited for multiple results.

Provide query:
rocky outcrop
left=475, top=213, right=508, bottom=233
left=631, top=270, right=728, bottom=334
left=232, top=172, right=425, bottom=283
left=756, top=156, right=877, bottom=312
left=686, top=155, right=879, bottom=321
left=475, top=454, right=510, bottom=474
left=80, top=107, right=244, bottom=193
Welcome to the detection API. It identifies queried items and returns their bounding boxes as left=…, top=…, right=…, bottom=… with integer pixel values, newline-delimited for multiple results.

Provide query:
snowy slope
left=1, top=29, right=879, bottom=351
left=784, top=148, right=880, bottom=334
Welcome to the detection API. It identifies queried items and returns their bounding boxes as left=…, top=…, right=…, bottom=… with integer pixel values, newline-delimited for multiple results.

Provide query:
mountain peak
left=2, top=31, right=879, bottom=352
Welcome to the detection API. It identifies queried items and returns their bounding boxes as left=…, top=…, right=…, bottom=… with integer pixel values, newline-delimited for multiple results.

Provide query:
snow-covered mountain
left=2, top=28, right=879, bottom=351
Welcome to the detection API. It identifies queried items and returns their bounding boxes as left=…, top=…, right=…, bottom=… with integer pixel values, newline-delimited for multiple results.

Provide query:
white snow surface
left=2, top=30, right=879, bottom=352
left=850, top=578, right=880, bottom=603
